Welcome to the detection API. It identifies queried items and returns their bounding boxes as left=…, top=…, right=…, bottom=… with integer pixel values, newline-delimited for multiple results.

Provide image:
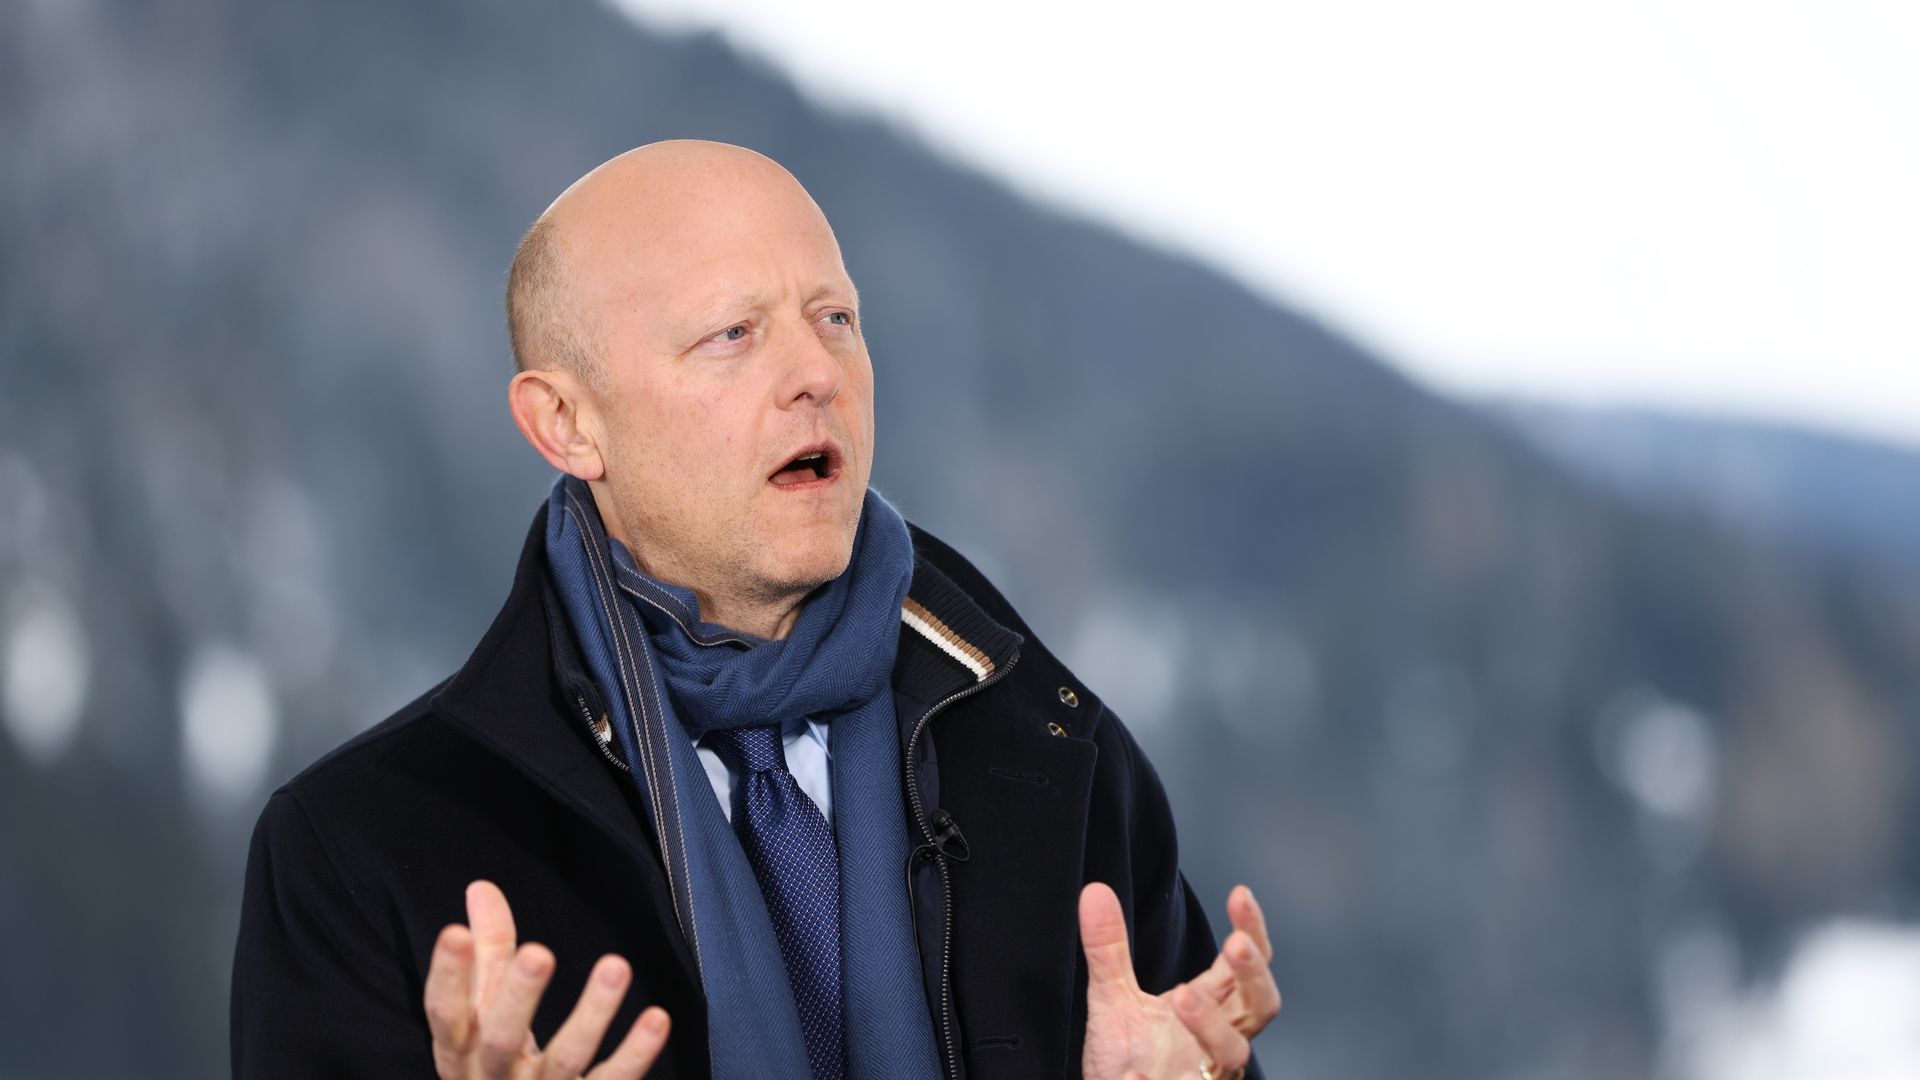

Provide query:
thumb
left=1079, top=882, right=1139, bottom=994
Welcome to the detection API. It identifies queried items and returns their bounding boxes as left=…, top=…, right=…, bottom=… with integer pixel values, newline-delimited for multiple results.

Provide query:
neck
left=586, top=480, right=810, bottom=641
left=692, top=589, right=807, bottom=641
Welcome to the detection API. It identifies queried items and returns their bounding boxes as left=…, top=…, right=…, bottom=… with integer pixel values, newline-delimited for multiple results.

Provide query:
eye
left=716, top=324, right=748, bottom=342
left=821, top=311, right=853, bottom=328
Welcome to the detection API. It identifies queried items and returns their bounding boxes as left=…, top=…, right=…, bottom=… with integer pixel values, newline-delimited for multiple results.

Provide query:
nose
left=777, top=320, right=842, bottom=409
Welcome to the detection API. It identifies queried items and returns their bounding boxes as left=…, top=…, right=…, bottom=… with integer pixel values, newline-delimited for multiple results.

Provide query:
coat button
left=1058, top=686, right=1079, bottom=707
left=1047, top=722, right=1068, bottom=737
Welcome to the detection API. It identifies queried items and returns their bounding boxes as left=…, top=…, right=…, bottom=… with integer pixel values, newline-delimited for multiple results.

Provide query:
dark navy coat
left=231, top=503, right=1225, bottom=1078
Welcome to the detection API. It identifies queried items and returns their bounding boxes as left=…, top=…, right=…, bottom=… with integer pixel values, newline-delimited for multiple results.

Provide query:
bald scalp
left=506, top=215, right=600, bottom=387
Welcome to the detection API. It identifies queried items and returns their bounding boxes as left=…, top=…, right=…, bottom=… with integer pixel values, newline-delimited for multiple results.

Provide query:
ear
left=508, top=369, right=606, bottom=481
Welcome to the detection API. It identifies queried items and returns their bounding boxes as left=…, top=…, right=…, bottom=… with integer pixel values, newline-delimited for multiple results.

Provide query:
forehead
left=674, top=227, right=849, bottom=303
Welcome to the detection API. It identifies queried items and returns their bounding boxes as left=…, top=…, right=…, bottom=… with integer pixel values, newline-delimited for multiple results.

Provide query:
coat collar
left=893, top=537, right=1024, bottom=712
left=433, top=498, right=1032, bottom=738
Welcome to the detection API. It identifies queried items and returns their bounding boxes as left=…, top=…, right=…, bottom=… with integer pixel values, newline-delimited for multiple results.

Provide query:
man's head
left=506, top=141, right=874, bottom=639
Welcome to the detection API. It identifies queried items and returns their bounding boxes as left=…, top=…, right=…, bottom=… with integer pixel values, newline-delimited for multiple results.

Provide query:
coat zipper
left=574, top=693, right=631, bottom=774
left=904, top=650, right=1019, bottom=1080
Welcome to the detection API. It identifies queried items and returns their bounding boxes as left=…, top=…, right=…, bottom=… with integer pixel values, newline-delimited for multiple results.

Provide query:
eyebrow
left=681, top=290, right=771, bottom=336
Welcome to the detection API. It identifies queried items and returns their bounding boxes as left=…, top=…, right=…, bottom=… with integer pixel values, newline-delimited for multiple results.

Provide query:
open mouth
left=769, top=448, right=836, bottom=486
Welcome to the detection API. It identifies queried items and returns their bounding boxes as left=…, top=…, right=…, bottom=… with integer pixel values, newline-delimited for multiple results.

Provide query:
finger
left=537, top=955, right=632, bottom=1080
left=1184, top=942, right=1241, bottom=1005
left=1078, top=882, right=1140, bottom=994
left=1222, top=929, right=1283, bottom=1030
left=425, top=924, right=477, bottom=1079
left=476, top=942, right=555, bottom=1079
left=467, top=880, right=520, bottom=1011
left=1172, top=983, right=1251, bottom=1071
left=1225, top=885, right=1272, bottom=964
left=587, top=1005, right=670, bottom=1079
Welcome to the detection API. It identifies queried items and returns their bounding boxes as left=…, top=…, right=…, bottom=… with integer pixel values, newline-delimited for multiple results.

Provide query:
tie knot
left=703, top=724, right=788, bottom=775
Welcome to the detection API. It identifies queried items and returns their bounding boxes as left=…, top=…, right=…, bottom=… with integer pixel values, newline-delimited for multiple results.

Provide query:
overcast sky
left=614, top=0, right=1918, bottom=447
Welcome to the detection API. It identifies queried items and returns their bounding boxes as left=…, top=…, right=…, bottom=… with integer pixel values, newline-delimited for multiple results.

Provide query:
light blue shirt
left=698, top=715, right=833, bottom=824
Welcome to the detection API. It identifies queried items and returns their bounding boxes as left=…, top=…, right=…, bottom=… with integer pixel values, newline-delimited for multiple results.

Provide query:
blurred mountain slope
left=2, top=1, right=1916, bottom=1077
left=1497, top=401, right=1920, bottom=567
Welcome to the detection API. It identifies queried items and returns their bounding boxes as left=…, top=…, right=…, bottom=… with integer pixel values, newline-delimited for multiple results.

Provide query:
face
left=568, top=157, right=874, bottom=611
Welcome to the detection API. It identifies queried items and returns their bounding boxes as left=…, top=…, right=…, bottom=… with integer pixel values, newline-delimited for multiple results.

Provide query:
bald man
left=231, top=142, right=1279, bottom=1080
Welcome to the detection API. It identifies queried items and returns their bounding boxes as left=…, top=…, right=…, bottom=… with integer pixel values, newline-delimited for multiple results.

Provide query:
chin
left=765, top=530, right=856, bottom=592
left=751, top=493, right=864, bottom=592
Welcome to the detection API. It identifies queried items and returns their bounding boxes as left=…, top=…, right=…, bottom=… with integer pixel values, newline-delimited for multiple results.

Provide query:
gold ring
left=1198, top=1062, right=1245, bottom=1080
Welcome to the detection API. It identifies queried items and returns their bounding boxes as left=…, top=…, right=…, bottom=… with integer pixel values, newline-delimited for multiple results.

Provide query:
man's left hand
left=1079, top=881, right=1282, bottom=1080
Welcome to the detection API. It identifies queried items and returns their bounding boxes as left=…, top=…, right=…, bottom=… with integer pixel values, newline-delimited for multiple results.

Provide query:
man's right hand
left=425, top=880, right=670, bottom=1079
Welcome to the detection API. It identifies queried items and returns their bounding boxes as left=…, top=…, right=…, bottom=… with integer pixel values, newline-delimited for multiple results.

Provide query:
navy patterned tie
left=704, top=725, right=845, bottom=1080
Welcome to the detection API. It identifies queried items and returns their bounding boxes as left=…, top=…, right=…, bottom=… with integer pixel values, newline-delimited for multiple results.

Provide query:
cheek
left=660, top=384, right=727, bottom=441
left=698, top=392, right=749, bottom=455
left=667, top=388, right=761, bottom=480
left=842, top=359, right=876, bottom=417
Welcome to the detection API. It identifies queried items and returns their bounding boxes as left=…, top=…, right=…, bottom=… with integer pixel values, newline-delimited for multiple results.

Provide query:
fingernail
left=642, top=1008, right=668, bottom=1035
left=516, top=951, right=544, bottom=976
left=597, top=960, right=626, bottom=988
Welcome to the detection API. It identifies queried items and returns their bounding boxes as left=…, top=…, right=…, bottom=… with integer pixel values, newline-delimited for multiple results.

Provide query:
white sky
left=613, top=0, right=1919, bottom=446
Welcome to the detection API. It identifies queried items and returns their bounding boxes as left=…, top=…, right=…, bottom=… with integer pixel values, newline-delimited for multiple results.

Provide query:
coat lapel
left=430, top=506, right=701, bottom=988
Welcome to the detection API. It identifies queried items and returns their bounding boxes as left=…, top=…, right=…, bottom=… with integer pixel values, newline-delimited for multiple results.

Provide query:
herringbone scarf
left=541, top=475, right=941, bottom=1080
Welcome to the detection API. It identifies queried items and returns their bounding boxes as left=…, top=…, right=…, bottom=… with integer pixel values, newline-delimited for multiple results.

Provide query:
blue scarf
left=542, top=475, right=942, bottom=1080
